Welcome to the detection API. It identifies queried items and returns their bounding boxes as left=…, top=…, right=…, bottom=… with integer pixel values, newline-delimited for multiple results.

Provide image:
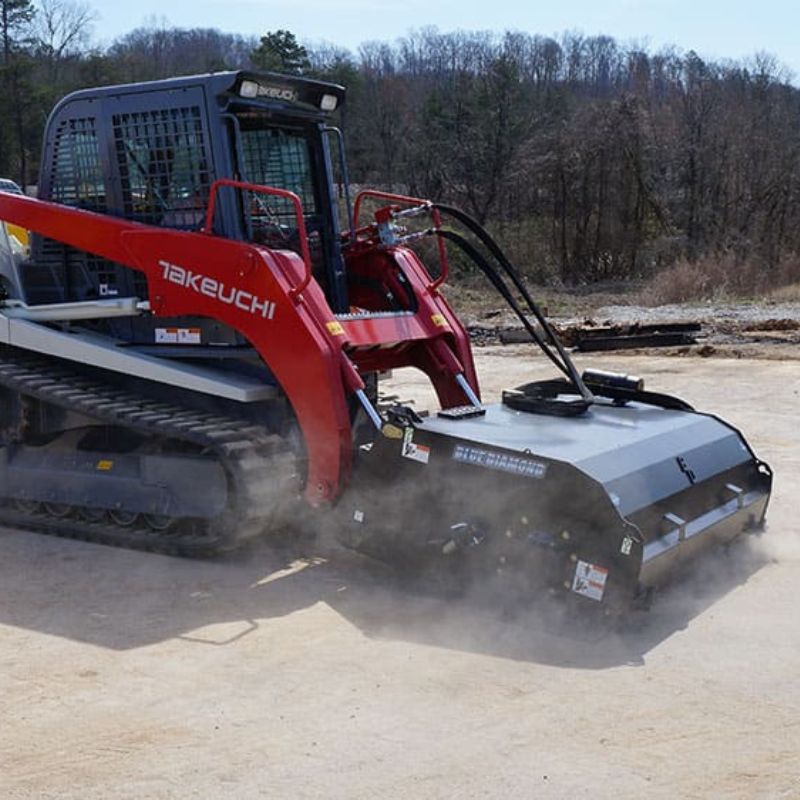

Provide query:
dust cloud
left=750, top=526, right=800, bottom=563
left=296, top=446, right=788, bottom=673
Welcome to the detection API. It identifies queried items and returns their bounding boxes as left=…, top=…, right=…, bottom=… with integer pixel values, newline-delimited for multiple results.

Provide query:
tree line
left=2, top=1, right=799, bottom=285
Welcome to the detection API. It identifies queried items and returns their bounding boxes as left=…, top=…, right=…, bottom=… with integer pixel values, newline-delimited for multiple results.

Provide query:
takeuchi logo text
left=159, top=260, right=276, bottom=319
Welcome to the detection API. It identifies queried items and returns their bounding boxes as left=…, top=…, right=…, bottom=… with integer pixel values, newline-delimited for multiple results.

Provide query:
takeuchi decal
left=159, top=260, right=277, bottom=319
left=259, top=85, right=298, bottom=102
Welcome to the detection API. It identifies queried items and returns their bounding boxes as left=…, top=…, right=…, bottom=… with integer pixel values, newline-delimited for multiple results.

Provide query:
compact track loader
left=0, top=71, right=771, bottom=609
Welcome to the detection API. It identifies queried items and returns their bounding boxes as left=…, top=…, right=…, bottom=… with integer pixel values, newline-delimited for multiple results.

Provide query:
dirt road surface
left=1, top=350, right=798, bottom=799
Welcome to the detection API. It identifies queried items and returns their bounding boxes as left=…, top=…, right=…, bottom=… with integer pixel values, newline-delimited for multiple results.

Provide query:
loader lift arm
left=0, top=188, right=480, bottom=504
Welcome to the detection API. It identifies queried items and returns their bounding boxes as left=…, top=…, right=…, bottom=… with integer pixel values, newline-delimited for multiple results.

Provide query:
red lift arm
left=0, top=190, right=478, bottom=504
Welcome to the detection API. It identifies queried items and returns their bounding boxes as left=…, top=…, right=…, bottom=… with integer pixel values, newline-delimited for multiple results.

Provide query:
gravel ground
left=593, top=301, right=800, bottom=326
left=466, top=300, right=800, bottom=357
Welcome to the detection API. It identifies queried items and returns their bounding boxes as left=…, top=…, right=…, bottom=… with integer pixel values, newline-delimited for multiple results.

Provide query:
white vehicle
left=0, top=178, right=23, bottom=195
left=0, top=178, right=29, bottom=251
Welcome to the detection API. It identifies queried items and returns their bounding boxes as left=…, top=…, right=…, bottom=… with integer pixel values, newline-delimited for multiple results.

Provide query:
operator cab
left=215, top=73, right=349, bottom=312
left=28, top=71, right=350, bottom=340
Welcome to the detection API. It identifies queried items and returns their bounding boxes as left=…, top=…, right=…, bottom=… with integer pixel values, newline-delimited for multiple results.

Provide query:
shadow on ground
left=0, top=525, right=771, bottom=670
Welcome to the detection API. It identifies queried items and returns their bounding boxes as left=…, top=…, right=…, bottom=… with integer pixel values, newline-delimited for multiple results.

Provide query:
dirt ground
left=1, top=349, right=798, bottom=800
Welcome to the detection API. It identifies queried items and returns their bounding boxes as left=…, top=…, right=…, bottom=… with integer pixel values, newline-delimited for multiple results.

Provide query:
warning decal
left=571, top=559, right=609, bottom=602
left=401, top=427, right=430, bottom=464
left=326, top=320, right=345, bottom=336
left=155, top=327, right=202, bottom=344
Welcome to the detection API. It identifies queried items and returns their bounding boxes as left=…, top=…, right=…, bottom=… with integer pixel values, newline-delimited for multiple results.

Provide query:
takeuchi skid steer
left=0, top=71, right=772, bottom=610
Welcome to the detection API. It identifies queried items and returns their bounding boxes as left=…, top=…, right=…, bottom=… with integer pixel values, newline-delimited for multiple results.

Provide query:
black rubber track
left=0, top=346, right=299, bottom=556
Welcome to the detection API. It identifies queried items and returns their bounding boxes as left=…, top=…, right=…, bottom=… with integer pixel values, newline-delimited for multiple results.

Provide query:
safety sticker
left=98, top=283, right=118, bottom=297
left=179, top=328, right=201, bottom=344
left=571, top=560, right=609, bottom=602
left=155, top=327, right=202, bottom=344
left=326, top=320, right=345, bottom=336
left=402, top=427, right=430, bottom=464
left=155, top=327, right=178, bottom=343
left=620, top=535, right=634, bottom=556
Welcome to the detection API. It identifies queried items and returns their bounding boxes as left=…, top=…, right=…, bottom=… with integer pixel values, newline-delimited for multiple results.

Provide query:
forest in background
left=2, top=0, right=800, bottom=293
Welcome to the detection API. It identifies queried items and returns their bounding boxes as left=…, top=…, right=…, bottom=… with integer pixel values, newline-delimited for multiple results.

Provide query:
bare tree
left=31, top=0, right=94, bottom=79
left=33, top=0, right=93, bottom=57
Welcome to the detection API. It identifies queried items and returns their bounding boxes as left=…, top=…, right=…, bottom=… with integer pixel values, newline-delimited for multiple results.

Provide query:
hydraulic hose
left=433, top=203, right=593, bottom=403
left=436, top=229, right=572, bottom=379
left=436, top=229, right=591, bottom=416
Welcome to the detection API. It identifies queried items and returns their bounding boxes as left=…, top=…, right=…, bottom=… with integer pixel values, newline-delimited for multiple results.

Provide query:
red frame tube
left=352, top=189, right=449, bottom=292
left=205, top=178, right=313, bottom=298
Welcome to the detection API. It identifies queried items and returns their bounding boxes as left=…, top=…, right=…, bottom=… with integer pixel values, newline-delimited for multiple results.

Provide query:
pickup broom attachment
left=336, top=199, right=772, bottom=611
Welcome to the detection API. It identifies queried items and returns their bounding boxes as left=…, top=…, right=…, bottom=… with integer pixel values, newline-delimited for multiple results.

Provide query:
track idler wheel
left=44, top=502, right=72, bottom=518
left=108, top=509, right=139, bottom=527
left=144, top=514, right=175, bottom=532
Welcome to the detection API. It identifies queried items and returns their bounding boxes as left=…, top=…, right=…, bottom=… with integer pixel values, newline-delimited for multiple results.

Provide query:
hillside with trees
left=2, top=0, right=799, bottom=290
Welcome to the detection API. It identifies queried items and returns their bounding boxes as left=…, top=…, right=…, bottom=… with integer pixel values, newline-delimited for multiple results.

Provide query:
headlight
left=239, top=80, right=259, bottom=99
left=320, top=93, right=338, bottom=112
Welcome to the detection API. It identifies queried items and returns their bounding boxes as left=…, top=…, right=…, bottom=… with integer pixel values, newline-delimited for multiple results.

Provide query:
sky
left=86, top=0, right=800, bottom=80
